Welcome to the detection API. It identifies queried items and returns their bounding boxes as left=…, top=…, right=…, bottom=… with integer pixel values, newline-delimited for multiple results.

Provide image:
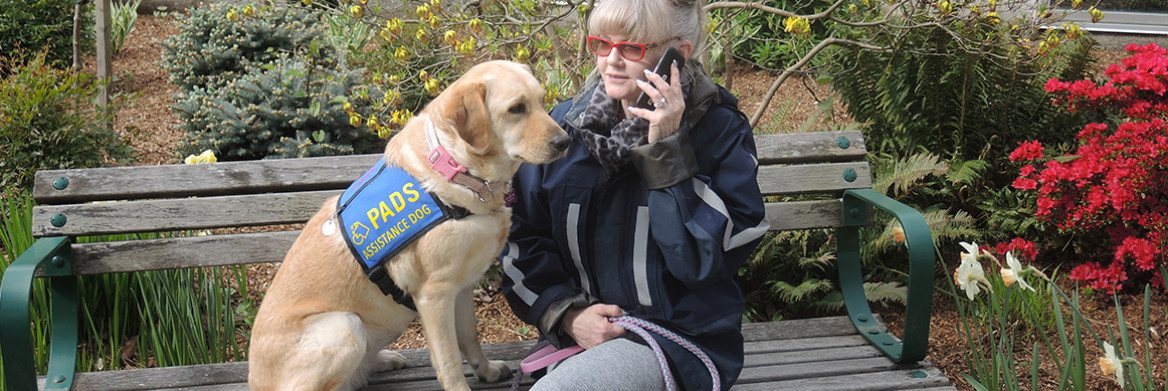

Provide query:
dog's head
left=431, top=61, right=569, bottom=182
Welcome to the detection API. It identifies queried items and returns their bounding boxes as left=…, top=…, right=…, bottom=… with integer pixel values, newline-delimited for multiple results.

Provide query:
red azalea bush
left=1010, top=43, right=1168, bottom=293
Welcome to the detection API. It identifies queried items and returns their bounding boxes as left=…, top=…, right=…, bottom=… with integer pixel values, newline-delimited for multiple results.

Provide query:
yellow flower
left=343, top=102, right=353, bottom=113
left=456, top=37, right=476, bottom=57
left=937, top=0, right=953, bottom=15
left=349, top=113, right=363, bottom=127
left=1089, top=6, right=1105, bottom=22
left=184, top=149, right=217, bottom=164
left=301, top=0, right=311, bottom=6
left=468, top=18, right=483, bottom=33
left=350, top=5, right=363, bottom=18
left=985, top=12, right=1000, bottom=24
left=383, top=89, right=401, bottom=106
left=988, top=0, right=997, bottom=11
left=415, top=27, right=429, bottom=42
left=514, top=45, right=531, bottom=63
left=444, top=30, right=457, bottom=46
left=242, top=5, right=254, bottom=17
left=1071, top=0, right=1083, bottom=8
left=954, top=242, right=987, bottom=300
left=782, top=16, right=811, bottom=36
left=430, top=0, right=442, bottom=13
left=424, top=78, right=441, bottom=96
left=416, top=4, right=432, bottom=19
left=227, top=9, right=239, bottom=22
left=1065, top=23, right=1083, bottom=39
left=1000, top=252, right=1035, bottom=291
left=394, top=47, right=409, bottom=62
left=1099, top=342, right=1124, bottom=388
left=367, top=113, right=379, bottom=129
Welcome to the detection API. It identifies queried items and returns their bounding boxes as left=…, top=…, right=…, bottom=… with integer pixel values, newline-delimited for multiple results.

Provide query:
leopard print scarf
left=577, top=85, right=649, bottom=170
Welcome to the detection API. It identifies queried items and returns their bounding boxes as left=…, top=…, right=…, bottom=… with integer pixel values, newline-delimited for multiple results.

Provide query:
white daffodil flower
left=953, top=243, right=986, bottom=300
left=1000, top=252, right=1035, bottom=292
left=1099, top=342, right=1124, bottom=389
left=959, top=241, right=980, bottom=264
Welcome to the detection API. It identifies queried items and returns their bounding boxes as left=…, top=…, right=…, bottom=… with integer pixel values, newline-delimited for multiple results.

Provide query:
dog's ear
left=445, top=81, right=490, bottom=151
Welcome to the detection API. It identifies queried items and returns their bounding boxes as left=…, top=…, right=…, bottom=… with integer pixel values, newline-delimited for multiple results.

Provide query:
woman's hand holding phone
left=630, top=47, right=686, bottom=143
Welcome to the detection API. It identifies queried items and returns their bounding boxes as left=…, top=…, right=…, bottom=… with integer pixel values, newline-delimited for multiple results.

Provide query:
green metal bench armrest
left=0, top=236, right=80, bottom=390
left=838, top=189, right=935, bottom=364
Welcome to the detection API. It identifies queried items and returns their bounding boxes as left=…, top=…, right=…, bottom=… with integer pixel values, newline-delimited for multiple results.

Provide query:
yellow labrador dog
left=248, top=61, right=569, bottom=391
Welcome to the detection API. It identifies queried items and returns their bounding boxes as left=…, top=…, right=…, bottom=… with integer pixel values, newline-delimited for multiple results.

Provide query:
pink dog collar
left=427, top=144, right=467, bottom=182
left=424, top=118, right=510, bottom=202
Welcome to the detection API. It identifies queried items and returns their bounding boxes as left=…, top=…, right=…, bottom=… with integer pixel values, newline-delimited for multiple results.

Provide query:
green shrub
left=0, top=0, right=92, bottom=71
left=0, top=52, right=134, bottom=191
left=172, top=54, right=385, bottom=160
left=709, top=0, right=835, bottom=71
left=828, top=24, right=1094, bottom=167
left=343, top=0, right=588, bottom=116
left=160, top=2, right=337, bottom=93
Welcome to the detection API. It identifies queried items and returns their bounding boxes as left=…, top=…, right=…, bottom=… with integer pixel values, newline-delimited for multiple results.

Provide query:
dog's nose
left=549, top=133, right=570, bottom=152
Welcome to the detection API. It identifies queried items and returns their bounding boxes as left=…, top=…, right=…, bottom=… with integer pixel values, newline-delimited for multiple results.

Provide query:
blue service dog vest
left=336, top=158, right=470, bottom=310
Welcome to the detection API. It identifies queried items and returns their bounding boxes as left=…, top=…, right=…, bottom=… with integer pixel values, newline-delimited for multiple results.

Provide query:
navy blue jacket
left=501, top=67, right=768, bottom=390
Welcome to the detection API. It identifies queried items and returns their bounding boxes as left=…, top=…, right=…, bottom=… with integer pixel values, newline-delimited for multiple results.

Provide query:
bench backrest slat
left=48, top=231, right=301, bottom=277
left=757, top=162, right=871, bottom=196
left=32, top=199, right=848, bottom=277
left=33, top=155, right=380, bottom=204
left=32, top=191, right=338, bottom=237
left=29, top=131, right=869, bottom=273
left=754, top=130, right=866, bottom=164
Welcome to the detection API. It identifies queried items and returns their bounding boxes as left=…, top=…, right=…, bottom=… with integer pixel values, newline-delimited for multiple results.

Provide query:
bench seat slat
left=38, top=317, right=953, bottom=391
left=32, top=191, right=338, bottom=237
left=33, top=155, right=380, bottom=204
left=734, top=364, right=952, bottom=390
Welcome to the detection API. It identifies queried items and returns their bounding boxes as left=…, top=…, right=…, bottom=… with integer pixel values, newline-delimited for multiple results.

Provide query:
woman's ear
left=678, top=39, right=694, bottom=59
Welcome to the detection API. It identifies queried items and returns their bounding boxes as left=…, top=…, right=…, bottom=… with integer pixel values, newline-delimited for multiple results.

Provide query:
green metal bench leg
left=839, top=189, right=935, bottom=364
left=45, top=274, right=79, bottom=390
left=1, top=236, right=78, bottom=391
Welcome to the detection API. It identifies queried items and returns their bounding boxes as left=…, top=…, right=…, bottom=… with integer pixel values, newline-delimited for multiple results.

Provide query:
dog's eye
left=508, top=103, right=526, bottom=114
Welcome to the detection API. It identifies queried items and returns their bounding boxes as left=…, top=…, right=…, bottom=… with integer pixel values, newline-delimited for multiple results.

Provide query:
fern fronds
left=871, top=152, right=948, bottom=196
left=864, top=281, right=908, bottom=306
left=769, top=278, right=834, bottom=305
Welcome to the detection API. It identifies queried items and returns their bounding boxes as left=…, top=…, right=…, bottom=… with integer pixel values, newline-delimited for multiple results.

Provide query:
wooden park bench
left=1, top=130, right=955, bottom=390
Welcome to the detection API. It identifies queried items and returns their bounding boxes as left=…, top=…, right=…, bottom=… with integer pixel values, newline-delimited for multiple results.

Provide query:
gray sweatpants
left=528, top=337, right=668, bottom=391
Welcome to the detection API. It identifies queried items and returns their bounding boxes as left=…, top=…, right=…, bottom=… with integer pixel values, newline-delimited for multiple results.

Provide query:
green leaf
left=310, top=101, right=321, bottom=116
left=963, top=374, right=992, bottom=391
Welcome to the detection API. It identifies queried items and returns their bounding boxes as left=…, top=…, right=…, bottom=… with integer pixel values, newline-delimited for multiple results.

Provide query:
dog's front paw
left=375, top=349, right=407, bottom=372
left=474, top=360, right=511, bottom=383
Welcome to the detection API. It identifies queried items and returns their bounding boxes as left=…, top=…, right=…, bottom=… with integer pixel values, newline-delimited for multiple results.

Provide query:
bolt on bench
left=1, top=130, right=954, bottom=390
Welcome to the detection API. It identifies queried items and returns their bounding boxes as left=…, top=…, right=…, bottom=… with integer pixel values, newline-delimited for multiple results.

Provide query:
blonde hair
left=588, top=0, right=706, bottom=51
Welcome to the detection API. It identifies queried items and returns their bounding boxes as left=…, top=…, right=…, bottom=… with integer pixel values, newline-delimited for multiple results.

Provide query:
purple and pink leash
left=510, top=316, right=720, bottom=391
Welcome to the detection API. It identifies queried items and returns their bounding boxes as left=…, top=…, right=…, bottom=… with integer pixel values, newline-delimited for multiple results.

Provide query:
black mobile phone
left=635, top=46, right=685, bottom=109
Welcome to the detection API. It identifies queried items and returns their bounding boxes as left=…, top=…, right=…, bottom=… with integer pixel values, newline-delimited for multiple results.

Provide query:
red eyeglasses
left=587, top=35, right=676, bottom=62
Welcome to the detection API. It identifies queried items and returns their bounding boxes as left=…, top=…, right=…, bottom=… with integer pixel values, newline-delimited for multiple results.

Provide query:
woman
left=501, top=0, right=768, bottom=389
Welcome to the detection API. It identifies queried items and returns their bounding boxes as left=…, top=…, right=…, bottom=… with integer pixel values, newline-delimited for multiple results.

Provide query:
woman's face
left=594, top=34, right=670, bottom=104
